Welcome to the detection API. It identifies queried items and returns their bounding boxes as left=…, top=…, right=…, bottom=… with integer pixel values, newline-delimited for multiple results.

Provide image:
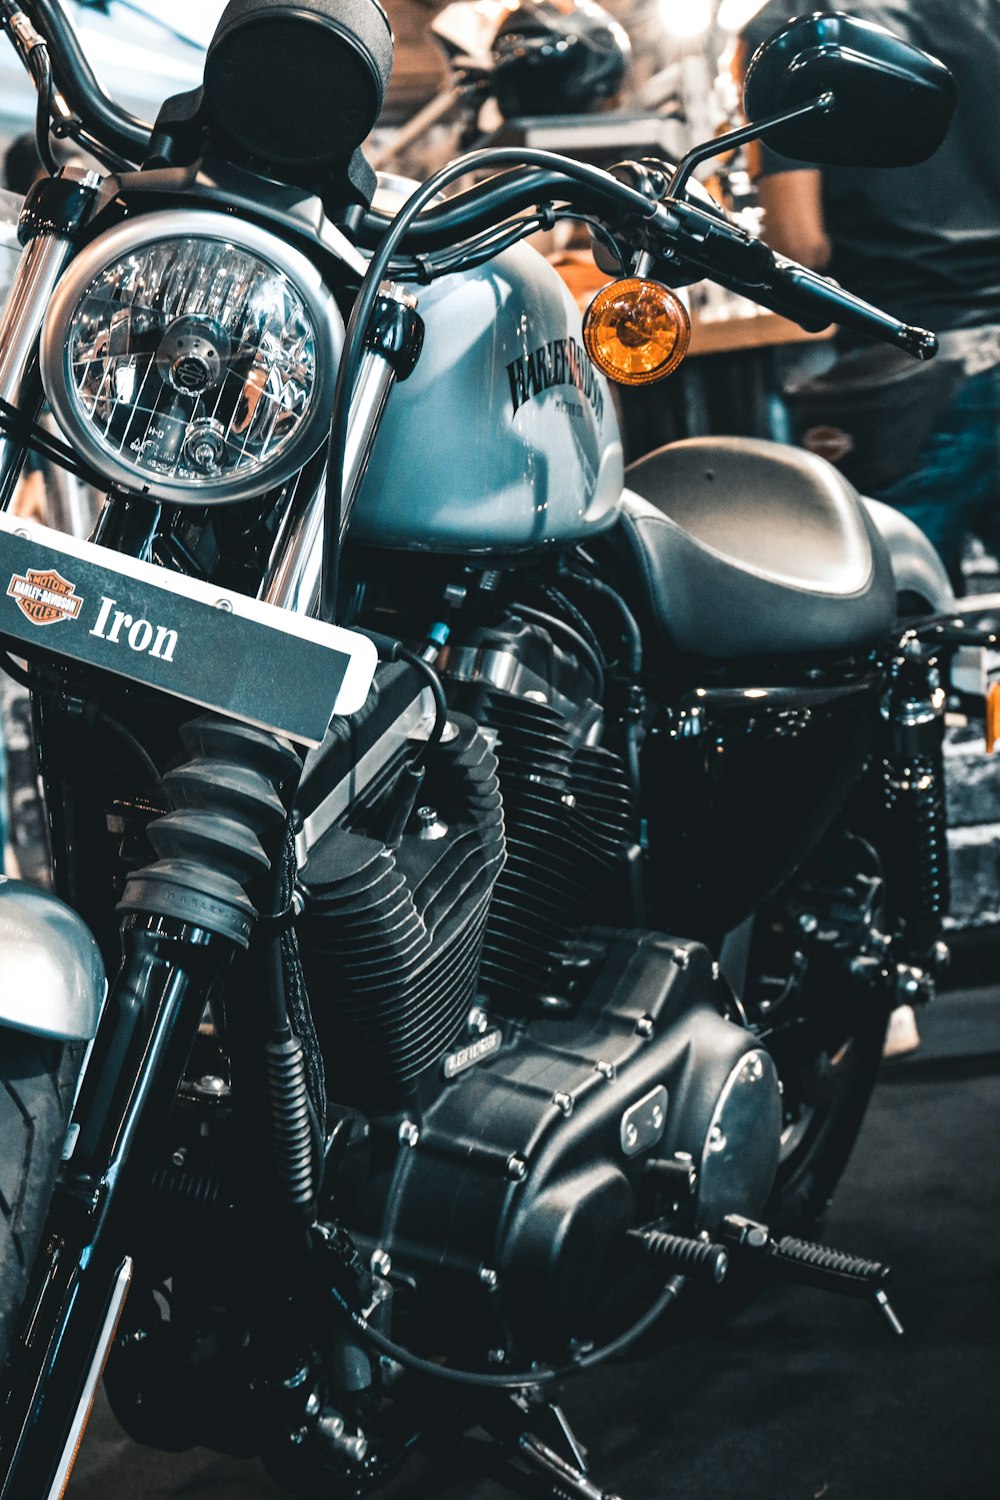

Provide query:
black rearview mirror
left=743, top=11, right=957, bottom=168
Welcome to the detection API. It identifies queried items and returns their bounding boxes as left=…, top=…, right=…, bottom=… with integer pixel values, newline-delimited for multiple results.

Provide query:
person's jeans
left=872, top=363, right=1000, bottom=593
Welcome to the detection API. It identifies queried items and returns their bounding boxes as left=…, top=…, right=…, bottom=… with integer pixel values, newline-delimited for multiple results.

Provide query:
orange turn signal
left=986, top=680, right=1000, bottom=753
left=583, top=278, right=691, bottom=386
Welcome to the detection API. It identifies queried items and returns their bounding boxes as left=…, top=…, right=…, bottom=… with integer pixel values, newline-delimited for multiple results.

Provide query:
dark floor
left=68, top=983, right=1000, bottom=1500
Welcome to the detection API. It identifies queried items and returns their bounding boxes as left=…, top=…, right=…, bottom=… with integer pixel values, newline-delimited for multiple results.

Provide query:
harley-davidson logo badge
left=7, top=568, right=84, bottom=626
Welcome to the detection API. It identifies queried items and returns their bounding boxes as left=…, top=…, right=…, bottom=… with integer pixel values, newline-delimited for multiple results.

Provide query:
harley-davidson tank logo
left=7, top=567, right=83, bottom=626
left=507, top=337, right=605, bottom=423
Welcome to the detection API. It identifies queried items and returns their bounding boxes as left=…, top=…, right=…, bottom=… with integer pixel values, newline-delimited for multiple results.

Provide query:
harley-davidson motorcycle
left=0, top=3, right=991, bottom=1497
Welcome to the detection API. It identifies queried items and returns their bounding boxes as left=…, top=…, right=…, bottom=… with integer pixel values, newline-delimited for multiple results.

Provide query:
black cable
left=330, top=1275, right=685, bottom=1390
left=391, top=645, right=448, bottom=757
left=566, top=570, right=643, bottom=677
left=564, top=569, right=645, bottom=810
left=28, top=40, right=57, bottom=177
left=509, top=602, right=605, bottom=701
left=92, top=710, right=161, bottom=785
left=0, top=397, right=110, bottom=489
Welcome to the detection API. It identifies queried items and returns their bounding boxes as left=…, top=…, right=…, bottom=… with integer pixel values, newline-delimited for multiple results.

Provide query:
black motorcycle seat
left=618, top=436, right=897, bottom=659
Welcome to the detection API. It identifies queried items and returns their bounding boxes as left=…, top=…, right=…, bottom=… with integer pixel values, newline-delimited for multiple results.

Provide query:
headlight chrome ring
left=40, top=208, right=345, bottom=506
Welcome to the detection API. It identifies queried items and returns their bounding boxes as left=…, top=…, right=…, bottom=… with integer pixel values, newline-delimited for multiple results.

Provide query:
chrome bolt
left=798, top=912, right=819, bottom=935
left=624, top=1121, right=639, bottom=1150
left=467, top=1006, right=489, bottom=1035
left=479, top=1267, right=499, bottom=1291
left=488, top=1348, right=507, bottom=1365
left=371, top=1249, right=392, bottom=1279
left=708, top=1125, right=727, bottom=1153
left=553, top=1091, right=573, bottom=1116
left=305, top=1392, right=321, bottom=1417
left=711, top=961, right=721, bottom=981
left=506, top=1154, right=527, bottom=1181
left=398, top=1119, right=420, bottom=1148
left=595, top=1060, right=615, bottom=1080
left=651, top=1103, right=664, bottom=1130
left=635, top=1015, right=654, bottom=1038
left=196, top=1075, right=228, bottom=1096
left=289, top=1427, right=307, bottom=1446
left=744, top=1053, right=765, bottom=1082
left=673, top=947, right=691, bottom=969
left=170, top=1147, right=187, bottom=1168
left=214, top=597, right=234, bottom=612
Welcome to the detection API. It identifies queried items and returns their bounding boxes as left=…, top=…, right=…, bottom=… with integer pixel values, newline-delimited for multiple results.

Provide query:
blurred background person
left=739, top=0, right=1000, bottom=594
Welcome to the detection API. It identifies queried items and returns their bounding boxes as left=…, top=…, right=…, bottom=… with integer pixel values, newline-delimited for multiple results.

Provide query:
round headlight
left=40, top=210, right=344, bottom=506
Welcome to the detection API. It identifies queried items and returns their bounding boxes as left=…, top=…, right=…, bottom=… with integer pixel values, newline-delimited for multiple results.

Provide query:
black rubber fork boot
left=118, top=715, right=301, bottom=943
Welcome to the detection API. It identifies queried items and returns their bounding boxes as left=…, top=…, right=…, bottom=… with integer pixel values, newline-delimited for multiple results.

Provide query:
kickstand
left=493, top=1391, right=625, bottom=1500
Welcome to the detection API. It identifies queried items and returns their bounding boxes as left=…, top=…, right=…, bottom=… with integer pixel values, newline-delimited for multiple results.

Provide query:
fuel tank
left=348, top=238, right=625, bottom=554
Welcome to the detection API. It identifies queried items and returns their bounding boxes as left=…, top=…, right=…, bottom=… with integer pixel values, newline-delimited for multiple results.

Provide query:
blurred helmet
left=490, top=0, right=631, bottom=118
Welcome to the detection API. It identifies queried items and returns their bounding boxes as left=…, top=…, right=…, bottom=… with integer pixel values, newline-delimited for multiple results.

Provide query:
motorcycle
left=0, top=3, right=992, bottom=1497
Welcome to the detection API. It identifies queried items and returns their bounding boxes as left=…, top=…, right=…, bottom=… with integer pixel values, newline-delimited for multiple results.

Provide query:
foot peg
left=720, top=1215, right=904, bottom=1335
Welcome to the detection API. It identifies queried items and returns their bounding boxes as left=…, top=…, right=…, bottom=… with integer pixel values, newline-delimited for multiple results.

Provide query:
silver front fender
left=0, top=878, right=105, bottom=1040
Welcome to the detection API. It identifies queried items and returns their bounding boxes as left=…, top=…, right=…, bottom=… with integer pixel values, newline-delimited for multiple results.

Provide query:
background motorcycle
left=0, top=3, right=987, bottom=1497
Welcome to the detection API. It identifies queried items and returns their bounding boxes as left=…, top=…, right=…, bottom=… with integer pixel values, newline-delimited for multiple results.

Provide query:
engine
left=293, top=617, right=784, bottom=1364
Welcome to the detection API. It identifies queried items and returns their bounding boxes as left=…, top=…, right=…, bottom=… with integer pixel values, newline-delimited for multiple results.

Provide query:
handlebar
left=22, top=0, right=151, bottom=162
left=3, top=6, right=935, bottom=361
left=359, top=167, right=936, bottom=360
left=657, top=198, right=937, bottom=358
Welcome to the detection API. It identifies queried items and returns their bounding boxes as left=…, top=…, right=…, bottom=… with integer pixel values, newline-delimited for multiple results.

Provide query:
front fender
left=0, top=878, right=105, bottom=1040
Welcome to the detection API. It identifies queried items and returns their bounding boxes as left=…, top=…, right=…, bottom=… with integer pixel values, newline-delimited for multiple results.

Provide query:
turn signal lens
left=986, top=680, right=1000, bottom=753
left=583, top=278, right=690, bottom=385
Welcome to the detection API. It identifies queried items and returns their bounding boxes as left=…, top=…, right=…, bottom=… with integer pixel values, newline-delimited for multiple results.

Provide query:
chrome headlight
left=40, top=210, right=344, bottom=506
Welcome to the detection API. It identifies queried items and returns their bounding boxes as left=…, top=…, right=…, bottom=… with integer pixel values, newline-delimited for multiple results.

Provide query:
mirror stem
left=666, top=92, right=835, bottom=200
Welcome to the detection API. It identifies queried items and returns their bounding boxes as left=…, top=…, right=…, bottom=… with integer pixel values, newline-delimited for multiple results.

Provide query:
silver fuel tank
left=348, top=231, right=625, bottom=555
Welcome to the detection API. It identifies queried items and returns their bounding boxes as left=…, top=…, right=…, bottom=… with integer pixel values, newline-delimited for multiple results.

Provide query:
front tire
left=0, top=1030, right=79, bottom=1368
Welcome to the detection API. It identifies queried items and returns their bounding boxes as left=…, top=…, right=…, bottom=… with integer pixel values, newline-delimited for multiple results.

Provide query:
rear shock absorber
left=878, top=640, right=949, bottom=963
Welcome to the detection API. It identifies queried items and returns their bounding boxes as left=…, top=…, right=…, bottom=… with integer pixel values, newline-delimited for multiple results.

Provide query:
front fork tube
left=0, top=171, right=100, bottom=508
left=0, top=916, right=233, bottom=1499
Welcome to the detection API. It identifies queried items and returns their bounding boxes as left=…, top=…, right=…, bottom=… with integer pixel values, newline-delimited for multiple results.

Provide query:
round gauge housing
left=40, top=209, right=344, bottom=506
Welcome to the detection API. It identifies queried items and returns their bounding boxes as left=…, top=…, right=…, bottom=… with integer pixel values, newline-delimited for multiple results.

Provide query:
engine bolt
left=506, top=1154, right=527, bottom=1181
left=488, top=1348, right=507, bottom=1364
left=799, top=913, right=819, bottom=935
left=743, top=1053, right=766, bottom=1082
left=673, top=946, right=691, bottom=969
left=398, top=1120, right=420, bottom=1148
left=479, top=1267, right=499, bottom=1290
left=595, top=1060, right=615, bottom=1080
left=624, top=1122, right=639, bottom=1150
left=371, top=1249, right=392, bottom=1279
left=467, top=1006, right=489, bottom=1035
left=635, top=1016, right=655, bottom=1038
left=708, top=1124, right=727, bottom=1152
left=553, top=1091, right=574, bottom=1116
left=305, top=1393, right=321, bottom=1417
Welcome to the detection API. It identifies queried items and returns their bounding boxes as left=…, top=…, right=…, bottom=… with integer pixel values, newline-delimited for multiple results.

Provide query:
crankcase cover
left=373, top=931, right=782, bottom=1357
left=348, top=239, right=624, bottom=554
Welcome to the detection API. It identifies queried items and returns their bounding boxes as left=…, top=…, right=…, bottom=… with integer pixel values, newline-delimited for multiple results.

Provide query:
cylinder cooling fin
left=300, top=713, right=505, bottom=1104
left=469, top=689, right=636, bottom=1010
